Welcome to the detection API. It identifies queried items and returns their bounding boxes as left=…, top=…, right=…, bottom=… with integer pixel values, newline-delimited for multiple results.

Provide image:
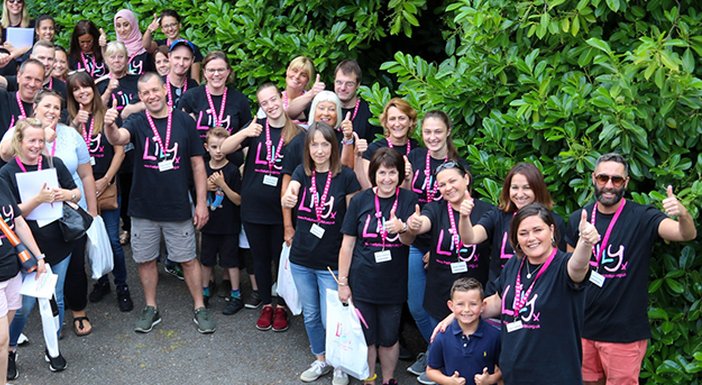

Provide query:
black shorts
left=200, top=233, right=240, bottom=268
left=353, top=299, right=402, bottom=347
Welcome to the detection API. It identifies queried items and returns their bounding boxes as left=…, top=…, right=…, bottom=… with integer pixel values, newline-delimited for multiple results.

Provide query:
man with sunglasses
left=565, top=152, right=697, bottom=385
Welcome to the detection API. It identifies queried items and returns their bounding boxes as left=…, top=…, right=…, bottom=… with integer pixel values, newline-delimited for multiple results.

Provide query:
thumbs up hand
left=98, top=28, right=107, bottom=47
left=459, top=198, right=474, bottom=217
left=403, top=155, right=413, bottom=180
left=407, top=204, right=423, bottom=233
left=473, top=368, right=488, bottom=385
left=311, top=73, right=325, bottom=96
left=281, top=188, right=298, bottom=209
left=385, top=208, right=405, bottom=234
left=355, top=133, right=368, bottom=156
left=341, top=112, right=353, bottom=140
left=662, top=185, right=683, bottom=217
left=578, top=209, right=600, bottom=246
left=447, top=370, right=465, bottom=385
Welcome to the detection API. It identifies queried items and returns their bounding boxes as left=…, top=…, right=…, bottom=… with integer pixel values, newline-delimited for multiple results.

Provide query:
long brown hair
left=421, top=111, right=458, bottom=160
left=256, top=82, right=301, bottom=145
left=67, top=71, right=106, bottom=136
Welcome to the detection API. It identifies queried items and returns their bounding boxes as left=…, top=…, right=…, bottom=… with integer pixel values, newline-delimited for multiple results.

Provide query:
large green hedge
left=32, top=0, right=701, bottom=382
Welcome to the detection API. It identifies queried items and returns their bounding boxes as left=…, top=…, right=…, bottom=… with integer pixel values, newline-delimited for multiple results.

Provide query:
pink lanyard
left=15, top=92, right=27, bottom=118
left=386, top=138, right=411, bottom=157
left=166, top=75, right=187, bottom=108
left=145, top=110, right=172, bottom=158
left=446, top=202, right=463, bottom=254
left=80, top=52, right=97, bottom=77
left=205, top=86, right=228, bottom=127
left=15, top=156, right=42, bottom=172
left=309, top=169, right=333, bottom=223
left=511, top=248, right=557, bottom=317
left=374, top=188, right=400, bottom=249
left=349, top=98, right=360, bottom=121
left=47, top=77, right=53, bottom=90
left=264, top=120, right=285, bottom=173
left=590, top=199, right=626, bottom=267
left=81, top=115, right=94, bottom=147
left=424, top=150, right=446, bottom=202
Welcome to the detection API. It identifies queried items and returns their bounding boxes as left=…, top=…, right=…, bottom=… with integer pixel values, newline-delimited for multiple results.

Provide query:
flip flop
left=73, top=316, right=92, bottom=337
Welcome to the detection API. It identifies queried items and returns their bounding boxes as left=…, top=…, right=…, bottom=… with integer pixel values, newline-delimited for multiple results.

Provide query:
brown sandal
left=73, top=316, right=92, bottom=337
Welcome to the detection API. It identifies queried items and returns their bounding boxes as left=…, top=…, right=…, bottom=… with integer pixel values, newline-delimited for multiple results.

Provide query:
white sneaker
left=17, top=333, right=29, bottom=346
left=332, top=367, right=349, bottom=385
left=300, top=360, right=331, bottom=382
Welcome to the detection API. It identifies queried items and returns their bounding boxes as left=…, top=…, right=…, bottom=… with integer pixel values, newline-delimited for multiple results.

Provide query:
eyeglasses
left=434, top=160, right=466, bottom=176
left=594, top=174, right=626, bottom=187
left=205, top=68, right=228, bottom=75
left=334, top=80, right=356, bottom=89
left=161, top=23, right=178, bottom=30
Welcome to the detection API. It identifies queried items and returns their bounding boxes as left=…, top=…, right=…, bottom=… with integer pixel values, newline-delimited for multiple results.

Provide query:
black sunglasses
left=434, top=160, right=466, bottom=176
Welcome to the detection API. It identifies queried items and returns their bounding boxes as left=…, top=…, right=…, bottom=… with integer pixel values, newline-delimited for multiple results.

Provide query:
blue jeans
left=407, top=245, right=433, bottom=342
left=290, top=262, right=338, bottom=356
left=97, top=205, right=128, bottom=288
left=9, top=255, right=71, bottom=347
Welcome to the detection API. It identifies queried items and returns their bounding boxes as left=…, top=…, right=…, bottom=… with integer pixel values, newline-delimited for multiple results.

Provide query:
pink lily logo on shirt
left=591, top=243, right=627, bottom=279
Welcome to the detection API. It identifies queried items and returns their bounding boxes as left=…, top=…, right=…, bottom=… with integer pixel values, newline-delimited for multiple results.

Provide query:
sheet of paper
left=15, top=168, right=62, bottom=222
left=5, top=28, right=34, bottom=49
left=20, top=264, right=57, bottom=299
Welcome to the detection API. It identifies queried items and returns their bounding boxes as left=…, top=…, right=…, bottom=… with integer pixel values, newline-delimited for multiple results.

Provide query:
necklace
left=525, top=261, right=543, bottom=279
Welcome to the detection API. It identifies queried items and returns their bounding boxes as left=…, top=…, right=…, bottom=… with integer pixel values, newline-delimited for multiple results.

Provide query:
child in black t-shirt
left=201, top=127, right=243, bottom=315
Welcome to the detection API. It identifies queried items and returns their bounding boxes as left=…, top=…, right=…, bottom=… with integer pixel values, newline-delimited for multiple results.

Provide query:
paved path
left=13, top=247, right=425, bottom=385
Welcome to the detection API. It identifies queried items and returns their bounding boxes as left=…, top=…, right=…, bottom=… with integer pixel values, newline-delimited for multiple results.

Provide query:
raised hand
left=311, top=73, right=325, bottom=96
left=98, top=28, right=107, bottom=47
left=407, top=204, right=423, bottom=232
left=578, top=209, right=601, bottom=246
left=104, top=107, right=119, bottom=127
left=244, top=121, right=263, bottom=137
left=281, top=188, right=299, bottom=209
left=459, top=198, right=474, bottom=217
left=385, top=209, right=405, bottom=234
left=403, top=155, right=412, bottom=180
left=341, top=112, right=353, bottom=140
left=355, top=133, right=368, bottom=156
left=662, top=185, right=684, bottom=217
left=147, top=13, right=160, bottom=33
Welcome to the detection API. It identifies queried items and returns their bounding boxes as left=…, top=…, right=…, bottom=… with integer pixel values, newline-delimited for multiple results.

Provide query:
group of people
left=0, top=3, right=699, bottom=385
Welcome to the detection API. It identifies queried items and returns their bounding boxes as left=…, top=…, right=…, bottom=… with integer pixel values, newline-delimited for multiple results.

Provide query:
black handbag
left=59, top=202, right=93, bottom=242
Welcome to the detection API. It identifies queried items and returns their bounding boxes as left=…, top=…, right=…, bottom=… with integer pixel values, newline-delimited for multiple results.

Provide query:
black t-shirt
left=85, top=129, right=116, bottom=180
left=161, top=75, right=198, bottom=111
left=362, top=138, right=420, bottom=160
left=407, top=147, right=470, bottom=250
left=280, top=132, right=306, bottom=176
left=127, top=52, right=153, bottom=76
left=0, top=89, right=33, bottom=136
left=565, top=200, right=667, bottom=342
left=177, top=85, right=252, bottom=141
left=0, top=57, right=17, bottom=76
left=479, top=209, right=567, bottom=296
left=0, top=178, right=22, bottom=281
left=342, top=98, right=381, bottom=143
left=97, top=74, right=140, bottom=113
left=289, top=165, right=360, bottom=270
left=341, top=188, right=417, bottom=304
left=68, top=52, right=108, bottom=79
left=422, top=198, right=495, bottom=320
left=155, top=39, right=204, bottom=63
left=239, top=118, right=297, bottom=225
left=123, top=109, right=204, bottom=221
left=496, top=250, right=586, bottom=385
left=0, top=157, right=77, bottom=265
left=201, top=161, right=241, bottom=235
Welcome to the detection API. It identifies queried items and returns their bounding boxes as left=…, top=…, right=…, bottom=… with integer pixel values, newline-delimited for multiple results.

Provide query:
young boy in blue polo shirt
left=426, top=278, right=501, bottom=385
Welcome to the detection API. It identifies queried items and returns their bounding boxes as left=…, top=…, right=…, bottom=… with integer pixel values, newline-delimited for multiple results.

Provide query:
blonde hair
left=11, top=118, right=44, bottom=157
left=1, top=0, right=30, bottom=29
left=287, top=56, right=315, bottom=89
left=104, top=41, right=128, bottom=58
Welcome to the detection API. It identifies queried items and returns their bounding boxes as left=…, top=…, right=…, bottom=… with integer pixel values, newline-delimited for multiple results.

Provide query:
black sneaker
left=7, top=351, right=18, bottom=380
left=88, top=281, right=110, bottom=303
left=244, top=290, right=262, bottom=309
left=164, top=264, right=184, bottom=280
left=222, top=297, right=243, bottom=315
left=44, top=349, right=67, bottom=372
left=117, top=286, right=134, bottom=312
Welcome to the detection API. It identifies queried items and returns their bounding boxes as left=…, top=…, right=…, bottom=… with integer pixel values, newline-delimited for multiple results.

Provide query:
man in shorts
left=566, top=153, right=697, bottom=384
left=104, top=72, right=215, bottom=334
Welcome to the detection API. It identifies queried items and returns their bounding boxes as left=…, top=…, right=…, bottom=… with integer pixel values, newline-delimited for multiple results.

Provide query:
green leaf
left=586, top=38, right=613, bottom=55
left=606, top=0, right=620, bottom=12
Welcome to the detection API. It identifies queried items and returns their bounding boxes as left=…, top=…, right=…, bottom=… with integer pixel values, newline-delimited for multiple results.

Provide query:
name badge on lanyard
left=374, top=250, right=392, bottom=263
left=506, top=320, right=523, bottom=333
left=310, top=223, right=325, bottom=239
left=263, top=174, right=278, bottom=186
left=589, top=270, right=605, bottom=287
left=450, top=261, right=468, bottom=274
left=158, top=160, right=174, bottom=172
left=89, top=156, right=96, bottom=166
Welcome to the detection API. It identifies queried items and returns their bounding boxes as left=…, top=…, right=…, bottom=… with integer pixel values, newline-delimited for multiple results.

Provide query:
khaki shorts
left=131, top=218, right=196, bottom=264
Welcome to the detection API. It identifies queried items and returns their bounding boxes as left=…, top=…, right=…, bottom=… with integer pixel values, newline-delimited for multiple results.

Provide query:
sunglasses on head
left=434, top=160, right=466, bottom=176
left=594, top=174, right=626, bottom=187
